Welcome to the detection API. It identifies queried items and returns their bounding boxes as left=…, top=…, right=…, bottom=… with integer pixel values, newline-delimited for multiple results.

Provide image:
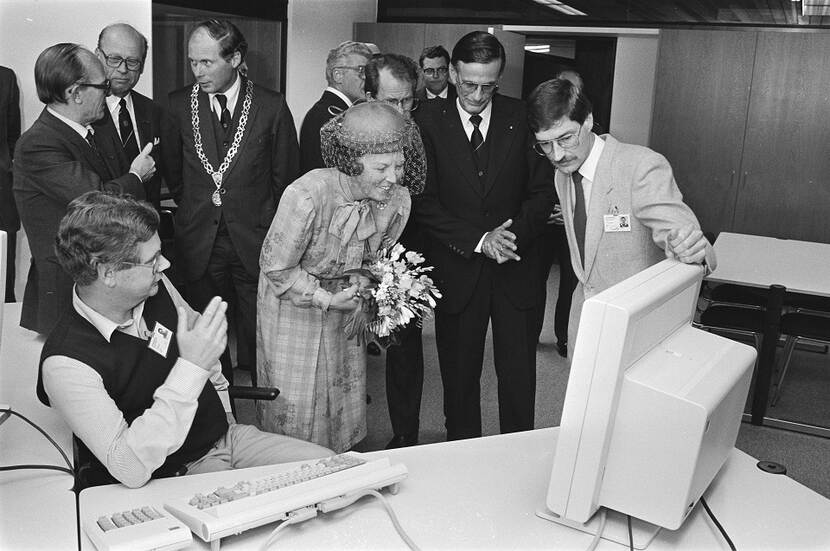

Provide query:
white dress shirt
left=209, top=72, right=241, bottom=118
left=106, top=93, right=140, bottom=144
left=572, top=133, right=606, bottom=213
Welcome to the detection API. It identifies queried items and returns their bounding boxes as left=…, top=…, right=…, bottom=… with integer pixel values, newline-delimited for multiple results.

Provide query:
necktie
left=469, top=114, right=484, bottom=152
left=215, top=94, right=231, bottom=131
left=572, top=172, right=587, bottom=267
left=118, top=98, right=139, bottom=161
left=85, top=129, right=98, bottom=151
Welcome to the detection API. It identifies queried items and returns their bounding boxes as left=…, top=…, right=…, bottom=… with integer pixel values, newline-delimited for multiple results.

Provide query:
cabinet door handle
left=729, top=170, right=735, bottom=188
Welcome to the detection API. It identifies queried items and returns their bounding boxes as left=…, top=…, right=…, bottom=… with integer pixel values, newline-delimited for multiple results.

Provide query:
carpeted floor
left=236, top=264, right=830, bottom=499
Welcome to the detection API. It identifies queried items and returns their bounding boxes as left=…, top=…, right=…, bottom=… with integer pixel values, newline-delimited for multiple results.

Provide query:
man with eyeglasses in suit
left=363, top=52, right=428, bottom=449
left=418, top=45, right=456, bottom=102
left=414, top=31, right=553, bottom=441
left=13, top=43, right=154, bottom=334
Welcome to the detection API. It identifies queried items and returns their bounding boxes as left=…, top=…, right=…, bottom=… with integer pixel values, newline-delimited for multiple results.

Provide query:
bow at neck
left=329, top=199, right=377, bottom=246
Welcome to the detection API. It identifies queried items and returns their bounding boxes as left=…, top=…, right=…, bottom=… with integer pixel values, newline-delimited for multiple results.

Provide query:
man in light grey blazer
left=527, top=78, right=716, bottom=354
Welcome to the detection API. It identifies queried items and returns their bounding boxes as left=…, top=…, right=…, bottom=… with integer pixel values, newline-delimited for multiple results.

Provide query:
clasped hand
left=482, top=219, right=520, bottom=264
left=176, top=296, right=228, bottom=371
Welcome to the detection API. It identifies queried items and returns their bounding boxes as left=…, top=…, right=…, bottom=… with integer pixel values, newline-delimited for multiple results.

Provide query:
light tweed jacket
left=555, top=134, right=715, bottom=351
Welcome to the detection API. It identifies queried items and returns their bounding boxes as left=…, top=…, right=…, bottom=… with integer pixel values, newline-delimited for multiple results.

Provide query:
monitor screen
left=540, top=259, right=755, bottom=547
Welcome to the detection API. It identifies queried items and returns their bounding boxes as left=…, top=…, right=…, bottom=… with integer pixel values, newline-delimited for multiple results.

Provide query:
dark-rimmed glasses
left=334, top=65, right=366, bottom=77
left=533, top=126, right=583, bottom=156
left=99, top=48, right=143, bottom=71
left=121, top=253, right=163, bottom=274
left=382, top=97, right=420, bottom=112
left=79, top=79, right=111, bottom=95
left=456, top=80, right=499, bottom=96
left=423, top=67, right=448, bottom=77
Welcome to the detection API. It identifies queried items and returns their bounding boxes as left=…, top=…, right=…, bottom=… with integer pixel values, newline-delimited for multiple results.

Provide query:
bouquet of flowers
left=343, top=243, right=442, bottom=348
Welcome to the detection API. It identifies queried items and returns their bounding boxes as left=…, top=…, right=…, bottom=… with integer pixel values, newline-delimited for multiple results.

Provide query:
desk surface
left=707, top=232, right=830, bottom=296
left=80, top=428, right=830, bottom=550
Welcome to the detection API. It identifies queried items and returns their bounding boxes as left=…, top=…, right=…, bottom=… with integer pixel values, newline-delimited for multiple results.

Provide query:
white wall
left=286, top=0, right=377, bottom=133
left=609, top=35, right=660, bottom=146
left=0, top=0, right=152, bottom=301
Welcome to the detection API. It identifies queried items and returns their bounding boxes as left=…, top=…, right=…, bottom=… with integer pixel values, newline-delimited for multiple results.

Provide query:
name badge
left=148, top=321, right=172, bottom=358
left=604, top=213, right=631, bottom=232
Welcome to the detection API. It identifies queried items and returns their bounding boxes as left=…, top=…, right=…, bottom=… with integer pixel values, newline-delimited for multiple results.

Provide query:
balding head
left=97, top=23, right=147, bottom=97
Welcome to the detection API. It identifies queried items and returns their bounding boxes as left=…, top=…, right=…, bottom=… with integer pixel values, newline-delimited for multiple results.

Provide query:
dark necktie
left=469, top=114, right=484, bottom=153
left=85, top=129, right=98, bottom=151
left=215, top=94, right=231, bottom=131
left=118, top=98, right=139, bottom=161
left=572, top=172, right=587, bottom=268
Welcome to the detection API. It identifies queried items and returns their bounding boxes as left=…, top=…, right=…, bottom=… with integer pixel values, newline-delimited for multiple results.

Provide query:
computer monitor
left=538, top=259, right=756, bottom=548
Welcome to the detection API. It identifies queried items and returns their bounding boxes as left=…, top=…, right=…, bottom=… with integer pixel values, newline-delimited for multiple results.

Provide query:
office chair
left=72, top=385, right=279, bottom=492
left=770, top=308, right=830, bottom=406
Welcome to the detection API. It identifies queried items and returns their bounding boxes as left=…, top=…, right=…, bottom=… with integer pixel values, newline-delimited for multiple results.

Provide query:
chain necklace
left=190, top=79, right=253, bottom=206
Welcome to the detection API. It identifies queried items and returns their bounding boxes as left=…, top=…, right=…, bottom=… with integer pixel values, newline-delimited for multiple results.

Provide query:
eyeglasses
left=381, top=97, right=420, bottom=112
left=533, top=126, right=583, bottom=155
left=99, top=48, right=143, bottom=71
left=456, top=80, right=499, bottom=96
left=122, top=253, right=163, bottom=274
left=334, top=65, right=366, bottom=77
left=422, top=67, right=448, bottom=77
left=78, top=79, right=111, bottom=95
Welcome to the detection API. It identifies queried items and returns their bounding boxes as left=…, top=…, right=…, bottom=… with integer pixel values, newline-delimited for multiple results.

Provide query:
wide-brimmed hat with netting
left=320, top=102, right=426, bottom=195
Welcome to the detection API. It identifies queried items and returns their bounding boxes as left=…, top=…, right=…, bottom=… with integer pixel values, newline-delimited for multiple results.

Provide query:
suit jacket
left=556, top=134, right=713, bottom=345
left=13, top=108, right=145, bottom=333
left=299, top=89, right=348, bottom=174
left=0, top=66, right=21, bottom=234
left=166, top=77, right=300, bottom=281
left=93, top=90, right=172, bottom=208
left=414, top=94, right=554, bottom=314
left=417, top=82, right=457, bottom=104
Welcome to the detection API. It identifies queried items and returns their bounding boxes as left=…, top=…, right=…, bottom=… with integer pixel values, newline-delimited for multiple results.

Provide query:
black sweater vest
left=37, top=284, right=228, bottom=476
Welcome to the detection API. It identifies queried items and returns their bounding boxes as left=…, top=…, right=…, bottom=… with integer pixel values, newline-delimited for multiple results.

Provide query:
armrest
left=228, top=386, right=280, bottom=401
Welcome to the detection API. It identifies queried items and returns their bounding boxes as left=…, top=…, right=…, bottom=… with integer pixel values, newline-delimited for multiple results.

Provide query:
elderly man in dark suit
left=13, top=43, right=154, bottom=334
left=414, top=31, right=553, bottom=441
left=0, top=66, right=21, bottom=303
left=165, top=20, right=300, bottom=384
left=93, top=23, right=171, bottom=209
left=299, top=41, right=372, bottom=174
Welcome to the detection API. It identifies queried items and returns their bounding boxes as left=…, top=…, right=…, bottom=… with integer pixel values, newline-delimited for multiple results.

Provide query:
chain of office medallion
left=190, top=79, right=253, bottom=182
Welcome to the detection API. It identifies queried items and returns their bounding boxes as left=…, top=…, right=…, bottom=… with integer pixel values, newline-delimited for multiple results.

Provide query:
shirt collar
left=209, top=72, right=242, bottom=115
left=326, top=86, right=353, bottom=107
left=426, top=86, right=448, bottom=99
left=72, top=285, right=147, bottom=342
left=106, top=92, right=133, bottom=116
left=456, top=97, right=493, bottom=129
left=47, top=107, right=91, bottom=139
left=578, top=133, right=605, bottom=182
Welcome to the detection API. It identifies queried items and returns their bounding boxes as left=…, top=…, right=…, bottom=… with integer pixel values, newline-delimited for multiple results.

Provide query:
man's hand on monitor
left=666, top=226, right=708, bottom=265
left=176, top=296, right=229, bottom=371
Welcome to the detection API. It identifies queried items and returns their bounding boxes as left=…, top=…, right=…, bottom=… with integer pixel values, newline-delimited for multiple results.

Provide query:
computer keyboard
left=83, top=505, right=192, bottom=551
left=164, top=452, right=408, bottom=545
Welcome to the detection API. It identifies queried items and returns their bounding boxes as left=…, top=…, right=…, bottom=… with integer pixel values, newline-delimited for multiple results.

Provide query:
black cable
left=700, top=497, right=737, bottom=551
left=627, top=514, right=633, bottom=551
left=0, top=464, right=74, bottom=476
left=0, top=407, right=73, bottom=470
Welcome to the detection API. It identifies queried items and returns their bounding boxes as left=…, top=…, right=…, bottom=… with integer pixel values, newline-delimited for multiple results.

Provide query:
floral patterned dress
left=256, top=168, right=410, bottom=452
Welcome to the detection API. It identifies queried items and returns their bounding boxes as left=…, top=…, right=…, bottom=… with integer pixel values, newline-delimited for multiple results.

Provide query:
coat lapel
left=132, top=95, right=153, bottom=148
left=482, top=95, right=517, bottom=197
left=582, top=136, right=616, bottom=278
left=442, top=102, right=482, bottom=196
left=222, top=78, right=258, bottom=178
left=43, top=109, right=113, bottom=179
left=197, top=89, right=221, bottom=168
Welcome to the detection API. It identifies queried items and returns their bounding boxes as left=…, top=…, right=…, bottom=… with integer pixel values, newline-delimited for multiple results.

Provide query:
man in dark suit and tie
left=414, top=31, right=553, bottom=440
left=417, top=45, right=456, bottom=102
left=0, top=66, right=21, bottom=303
left=93, top=23, right=171, bottom=209
left=13, top=43, right=154, bottom=334
left=166, top=20, right=300, bottom=384
left=299, top=41, right=372, bottom=174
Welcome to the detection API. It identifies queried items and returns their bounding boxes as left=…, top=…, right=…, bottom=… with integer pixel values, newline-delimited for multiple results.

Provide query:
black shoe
left=367, top=342, right=381, bottom=356
left=556, top=340, right=568, bottom=358
left=385, top=434, right=418, bottom=449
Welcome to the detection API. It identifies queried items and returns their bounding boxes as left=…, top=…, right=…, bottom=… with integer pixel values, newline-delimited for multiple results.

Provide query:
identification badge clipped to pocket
left=148, top=321, right=173, bottom=358
left=603, top=213, right=631, bottom=232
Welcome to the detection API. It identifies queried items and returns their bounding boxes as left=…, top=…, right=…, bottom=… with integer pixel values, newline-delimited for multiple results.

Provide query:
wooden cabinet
left=650, top=29, right=830, bottom=243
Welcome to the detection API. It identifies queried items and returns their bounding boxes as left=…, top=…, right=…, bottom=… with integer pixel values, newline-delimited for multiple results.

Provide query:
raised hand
left=130, top=142, right=156, bottom=182
left=176, top=296, right=228, bottom=370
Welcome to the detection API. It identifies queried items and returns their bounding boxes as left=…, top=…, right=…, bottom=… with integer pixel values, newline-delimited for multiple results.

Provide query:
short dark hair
left=34, top=43, right=91, bottom=105
left=191, top=19, right=248, bottom=62
left=98, top=23, right=150, bottom=62
left=364, top=53, right=419, bottom=97
left=55, top=191, right=160, bottom=286
left=527, top=78, right=593, bottom=133
left=419, top=45, right=450, bottom=67
left=451, top=31, right=505, bottom=74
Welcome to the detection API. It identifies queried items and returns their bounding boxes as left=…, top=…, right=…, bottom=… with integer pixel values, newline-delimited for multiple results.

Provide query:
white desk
left=706, top=232, right=830, bottom=435
left=0, top=302, right=77, bottom=551
left=80, top=428, right=830, bottom=550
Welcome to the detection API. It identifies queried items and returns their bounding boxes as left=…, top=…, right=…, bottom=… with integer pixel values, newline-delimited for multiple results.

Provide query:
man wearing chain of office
left=165, top=19, right=300, bottom=383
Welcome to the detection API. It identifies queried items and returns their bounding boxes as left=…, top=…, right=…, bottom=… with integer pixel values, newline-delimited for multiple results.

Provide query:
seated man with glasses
left=527, top=78, right=716, bottom=356
left=37, top=191, right=331, bottom=488
left=418, top=45, right=455, bottom=101
left=13, top=42, right=155, bottom=335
